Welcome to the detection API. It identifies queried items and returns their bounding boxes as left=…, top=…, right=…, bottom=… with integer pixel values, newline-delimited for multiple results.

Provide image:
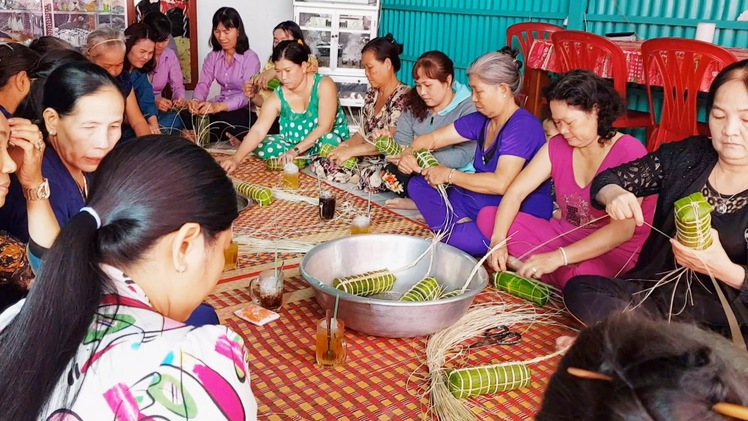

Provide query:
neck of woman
left=224, top=48, right=236, bottom=61
left=290, top=73, right=312, bottom=95
left=715, top=159, right=748, bottom=192
left=378, top=77, right=400, bottom=100
left=430, top=88, right=455, bottom=115
left=49, top=140, right=86, bottom=194
left=0, top=94, right=16, bottom=114
left=490, top=102, right=519, bottom=129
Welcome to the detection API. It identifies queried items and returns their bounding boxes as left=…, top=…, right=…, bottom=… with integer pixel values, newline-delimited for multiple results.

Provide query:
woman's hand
left=156, top=97, right=173, bottom=112
left=327, top=144, right=354, bottom=165
left=422, top=165, right=451, bottom=187
left=487, top=242, right=509, bottom=272
left=173, top=98, right=188, bottom=108
left=221, top=157, right=239, bottom=174
left=397, top=150, right=421, bottom=175
left=598, top=184, right=644, bottom=226
left=671, top=229, right=744, bottom=288
left=277, top=148, right=300, bottom=165
left=256, top=69, right=275, bottom=90
left=187, top=100, right=202, bottom=114
left=7, top=118, right=45, bottom=189
left=517, top=251, right=564, bottom=280
left=243, top=80, right=257, bottom=99
left=198, top=102, right=227, bottom=115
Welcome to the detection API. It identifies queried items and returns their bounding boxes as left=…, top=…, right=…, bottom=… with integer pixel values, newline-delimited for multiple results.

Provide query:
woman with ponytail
left=0, top=136, right=257, bottom=420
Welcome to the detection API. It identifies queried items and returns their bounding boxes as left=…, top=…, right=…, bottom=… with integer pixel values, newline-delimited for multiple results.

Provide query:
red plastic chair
left=551, top=30, right=651, bottom=133
left=641, top=38, right=737, bottom=151
left=506, top=22, right=563, bottom=114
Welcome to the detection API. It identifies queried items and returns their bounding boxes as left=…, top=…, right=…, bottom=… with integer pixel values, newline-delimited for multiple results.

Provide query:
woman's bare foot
left=226, top=133, right=242, bottom=147
left=556, top=335, right=576, bottom=352
left=385, top=198, right=417, bottom=210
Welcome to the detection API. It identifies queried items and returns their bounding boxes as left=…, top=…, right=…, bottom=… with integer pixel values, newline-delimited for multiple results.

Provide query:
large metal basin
left=300, top=234, right=488, bottom=338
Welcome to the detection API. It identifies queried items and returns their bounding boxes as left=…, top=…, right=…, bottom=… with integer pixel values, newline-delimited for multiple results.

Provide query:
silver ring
left=531, top=267, right=538, bottom=274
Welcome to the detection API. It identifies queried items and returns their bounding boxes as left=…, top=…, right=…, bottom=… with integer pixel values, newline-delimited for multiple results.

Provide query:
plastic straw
left=333, top=293, right=340, bottom=320
left=367, top=190, right=372, bottom=219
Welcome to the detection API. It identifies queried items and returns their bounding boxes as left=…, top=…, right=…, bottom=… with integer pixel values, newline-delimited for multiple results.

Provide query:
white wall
left=195, top=0, right=293, bottom=97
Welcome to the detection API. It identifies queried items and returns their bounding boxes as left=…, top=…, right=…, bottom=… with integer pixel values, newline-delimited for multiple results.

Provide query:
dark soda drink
left=320, top=191, right=336, bottom=220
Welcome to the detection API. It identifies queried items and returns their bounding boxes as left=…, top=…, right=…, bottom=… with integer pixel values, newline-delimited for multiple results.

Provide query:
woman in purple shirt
left=402, top=48, right=553, bottom=256
left=186, top=7, right=260, bottom=144
left=144, top=12, right=186, bottom=135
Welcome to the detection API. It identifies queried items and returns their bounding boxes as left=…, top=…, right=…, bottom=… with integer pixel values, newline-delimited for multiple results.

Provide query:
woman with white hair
left=404, top=47, right=553, bottom=255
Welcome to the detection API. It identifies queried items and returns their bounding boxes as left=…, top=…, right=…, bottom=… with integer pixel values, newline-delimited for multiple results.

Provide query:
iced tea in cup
left=249, top=269, right=284, bottom=311
left=223, top=240, right=239, bottom=271
left=282, top=162, right=300, bottom=189
left=350, top=215, right=371, bottom=235
left=319, top=190, right=336, bottom=220
left=316, top=318, right=347, bottom=366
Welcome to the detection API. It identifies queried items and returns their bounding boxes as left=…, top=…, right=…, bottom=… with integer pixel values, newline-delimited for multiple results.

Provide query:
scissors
left=466, top=325, right=522, bottom=349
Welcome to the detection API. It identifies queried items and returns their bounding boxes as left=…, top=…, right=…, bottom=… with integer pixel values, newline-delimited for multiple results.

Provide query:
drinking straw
left=333, top=293, right=340, bottom=320
left=367, top=190, right=372, bottom=219
left=273, top=244, right=278, bottom=279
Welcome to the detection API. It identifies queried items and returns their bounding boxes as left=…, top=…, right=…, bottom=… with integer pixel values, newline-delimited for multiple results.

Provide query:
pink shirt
left=549, top=134, right=656, bottom=256
left=151, top=48, right=186, bottom=100
left=193, top=49, right=261, bottom=111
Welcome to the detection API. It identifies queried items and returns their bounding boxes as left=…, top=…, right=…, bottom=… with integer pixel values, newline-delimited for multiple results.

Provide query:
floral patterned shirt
left=360, top=83, right=410, bottom=141
left=0, top=264, right=257, bottom=420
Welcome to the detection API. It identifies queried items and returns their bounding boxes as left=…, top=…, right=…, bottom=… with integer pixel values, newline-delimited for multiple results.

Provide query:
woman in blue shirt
left=124, top=23, right=161, bottom=137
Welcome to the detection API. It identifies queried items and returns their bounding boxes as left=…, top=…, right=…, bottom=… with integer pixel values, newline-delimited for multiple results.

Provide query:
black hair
left=405, top=50, right=455, bottom=121
left=0, top=136, right=237, bottom=420
left=124, top=23, right=158, bottom=73
left=361, top=33, right=404, bottom=72
left=544, top=69, right=625, bottom=143
left=272, top=40, right=312, bottom=66
left=273, top=20, right=305, bottom=44
left=38, top=61, right=123, bottom=137
left=15, top=49, right=87, bottom=124
left=135, top=0, right=160, bottom=21
left=28, top=36, right=75, bottom=55
left=707, top=58, right=748, bottom=113
left=537, top=313, right=748, bottom=421
left=142, top=11, right=172, bottom=43
left=209, top=7, right=249, bottom=55
left=0, top=43, right=40, bottom=89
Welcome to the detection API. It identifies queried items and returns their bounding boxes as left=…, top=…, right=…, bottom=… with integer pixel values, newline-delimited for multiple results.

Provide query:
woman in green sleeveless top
left=221, top=40, right=349, bottom=174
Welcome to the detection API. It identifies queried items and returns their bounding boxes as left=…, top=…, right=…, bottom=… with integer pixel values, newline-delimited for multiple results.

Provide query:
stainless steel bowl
left=300, top=234, right=488, bottom=338
left=237, top=194, right=252, bottom=213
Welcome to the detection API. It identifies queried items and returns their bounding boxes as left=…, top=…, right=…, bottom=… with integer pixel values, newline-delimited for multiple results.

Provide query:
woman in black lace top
left=565, top=59, right=748, bottom=344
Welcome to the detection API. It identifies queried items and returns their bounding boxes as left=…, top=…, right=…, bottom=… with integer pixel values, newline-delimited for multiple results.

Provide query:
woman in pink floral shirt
left=313, top=34, right=410, bottom=192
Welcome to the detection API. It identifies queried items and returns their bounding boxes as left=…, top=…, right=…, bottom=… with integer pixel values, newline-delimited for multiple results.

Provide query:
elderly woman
left=0, top=62, right=125, bottom=242
left=85, top=28, right=152, bottom=137
left=221, top=40, right=349, bottom=173
left=316, top=34, right=410, bottom=191
left=0, top=136, right=257, bottom=419
left=477, top=70, right=656, bottom=287
left=186, top=7, right=260, bottom=143
left=404, top=48, right=553, bottom=255
left=381, top=50, right=476, bottom=208
left=564, top=59, right=748, bottom=343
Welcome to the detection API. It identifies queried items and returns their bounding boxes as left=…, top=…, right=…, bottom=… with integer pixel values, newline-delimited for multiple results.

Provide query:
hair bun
left=497, top=46, right=520, bottom=59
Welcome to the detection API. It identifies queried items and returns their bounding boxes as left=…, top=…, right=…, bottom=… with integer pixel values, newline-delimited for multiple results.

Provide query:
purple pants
left=408, top=176, right=502, bottom=256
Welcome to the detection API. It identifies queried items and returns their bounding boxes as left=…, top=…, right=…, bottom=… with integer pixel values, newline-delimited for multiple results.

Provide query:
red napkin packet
left=234, top=304, right=280, bottom=326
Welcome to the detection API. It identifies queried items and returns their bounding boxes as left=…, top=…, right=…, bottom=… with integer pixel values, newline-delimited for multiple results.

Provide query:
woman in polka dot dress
left=221, top=40, right=350, bottom=174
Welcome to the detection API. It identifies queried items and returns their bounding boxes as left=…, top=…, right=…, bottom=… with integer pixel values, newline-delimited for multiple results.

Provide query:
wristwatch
left=23, top=178, right=50, bottom=201
left=292, top=146, right=302, bottom=155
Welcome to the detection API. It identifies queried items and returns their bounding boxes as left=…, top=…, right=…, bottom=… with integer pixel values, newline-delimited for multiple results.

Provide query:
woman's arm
left=490, top=144, right=552, bottom=246
left=192, top=52, right=216, bottom=103
left=167, top=50, right=186, bottom=100
left=125, top=90, right=152, bottom=137
left=221, top=94, right=281, bottom=173
left=410, top=123, right=469, bottom=151
left=449, top=154, right=526, bottom=195
left=222, top=52, right=261, bottom=112
left=7, top=118, right=60, bottom=248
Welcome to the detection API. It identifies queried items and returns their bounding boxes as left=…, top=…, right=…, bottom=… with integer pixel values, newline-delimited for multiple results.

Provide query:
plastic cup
left=316, top=318, right=347, bottom=366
